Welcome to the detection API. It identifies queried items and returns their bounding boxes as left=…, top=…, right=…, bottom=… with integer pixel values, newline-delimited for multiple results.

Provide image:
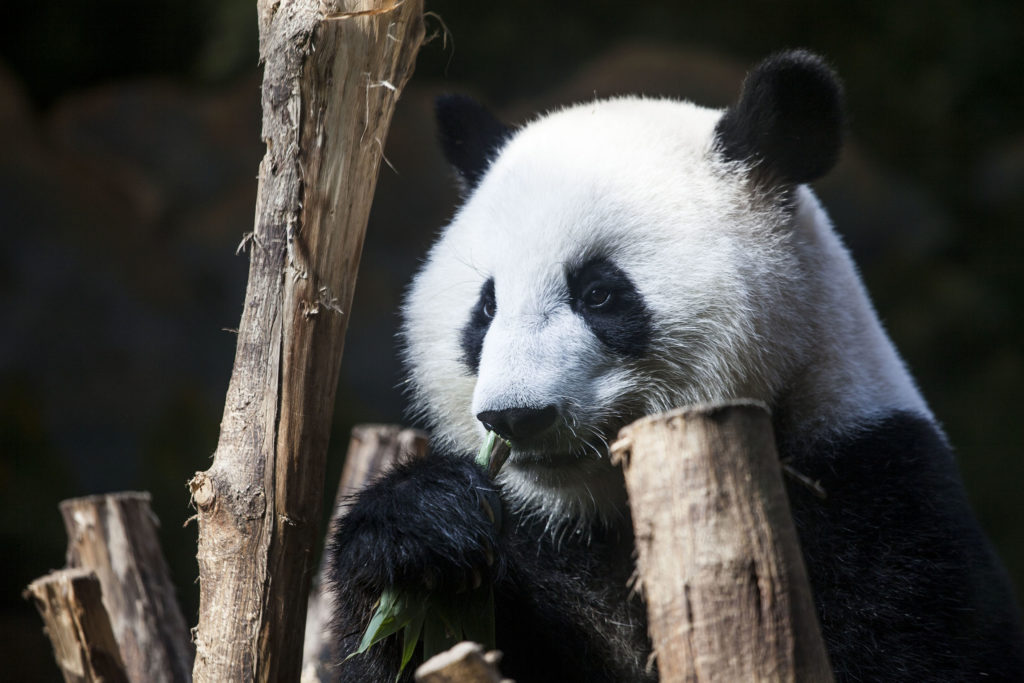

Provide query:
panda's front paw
left=327, top=453, right=502, bottom=596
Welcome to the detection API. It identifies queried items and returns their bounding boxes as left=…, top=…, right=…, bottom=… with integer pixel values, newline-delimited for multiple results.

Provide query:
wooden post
left=59, top=493, right=192, bottom=683
left=187, top=1, right=425, bottom=680
left=611, top=402, right=833, bottom=682
left=24, top=569, right=129, bottom=683
left=302, top=425, right=428, bottom=682
left=415, top=642, right=509, bottom=683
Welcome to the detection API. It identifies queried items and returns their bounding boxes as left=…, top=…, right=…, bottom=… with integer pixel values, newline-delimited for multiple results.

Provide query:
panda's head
left=402, top=51, right=845, bottom=524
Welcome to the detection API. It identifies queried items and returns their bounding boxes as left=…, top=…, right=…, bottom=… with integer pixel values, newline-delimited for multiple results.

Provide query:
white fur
left=402, top=97, right=930, bottom=527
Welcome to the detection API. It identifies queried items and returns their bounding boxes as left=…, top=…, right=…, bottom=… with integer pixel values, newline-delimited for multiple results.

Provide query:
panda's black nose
left=477, top=405, right=558, bottom=442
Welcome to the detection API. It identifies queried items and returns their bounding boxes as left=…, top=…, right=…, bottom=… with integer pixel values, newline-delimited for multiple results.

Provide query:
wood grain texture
left=612, top=402, right=833, bottom=682
left=188, top=1, right=424, bottom=680
left=59, top=493, right=192, bottom=683
left=25, top=568, right=129, bottom=683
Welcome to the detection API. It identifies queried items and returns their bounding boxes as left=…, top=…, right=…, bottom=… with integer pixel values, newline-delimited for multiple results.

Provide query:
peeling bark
left=188, top=1, right=424, bottom=680
left=415, top=642, right=510, bottom=683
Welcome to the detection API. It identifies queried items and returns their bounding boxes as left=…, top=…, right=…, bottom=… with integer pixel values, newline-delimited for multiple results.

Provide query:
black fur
left=567, top=258, right=653, bottom=357
left=460, top=258, right=652, bottom=374
left=435, top=95, right=513, bottom=192
left=782, top=411, right=1024, bottom=681
left=327, top=412, right=1024, bottom=681
left=325, top=454, right=653, bottom=682
left=715, top=50, right=845, bottom=185
left=327, top=54, right=1024, bottom=682
left=325, top=455, right=503, bottom=683
left=459, top=277, right=495, bottom=373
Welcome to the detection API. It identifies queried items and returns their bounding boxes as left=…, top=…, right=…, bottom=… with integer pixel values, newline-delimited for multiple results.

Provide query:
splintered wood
left=612, top=402, right=833, bottom=682
left=189, top=1, right=425, bottom=680
left=60, top=493, right=192, bottom=683
left=26, top=492, right=190, bottom=683
left=25, top=569, right=128, bottom=683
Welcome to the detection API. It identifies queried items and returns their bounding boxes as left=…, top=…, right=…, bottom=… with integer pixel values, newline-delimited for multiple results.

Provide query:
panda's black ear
left=714, top=50, right=845, bottom=186
left=435, top=95, right=513, bottom=192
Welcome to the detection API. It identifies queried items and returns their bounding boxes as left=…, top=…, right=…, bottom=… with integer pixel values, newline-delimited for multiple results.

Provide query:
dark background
left=2, top=1, right=1022, bottom=678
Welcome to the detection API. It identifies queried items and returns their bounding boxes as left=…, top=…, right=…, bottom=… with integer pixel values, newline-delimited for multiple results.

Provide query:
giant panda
left=327, top=50, right=1024, bottom=681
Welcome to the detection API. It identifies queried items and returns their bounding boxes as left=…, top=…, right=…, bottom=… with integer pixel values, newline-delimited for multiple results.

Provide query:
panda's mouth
left=503, top=435, right=613, bottom=469
left=480, top=410, right=631, bottom=470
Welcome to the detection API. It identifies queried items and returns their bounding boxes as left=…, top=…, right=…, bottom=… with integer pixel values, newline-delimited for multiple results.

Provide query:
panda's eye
left=583, top=286, right=611, bottom=309
left=482, top=298, right=496, bottom=318
left=567, top=258, right=652, bottom=357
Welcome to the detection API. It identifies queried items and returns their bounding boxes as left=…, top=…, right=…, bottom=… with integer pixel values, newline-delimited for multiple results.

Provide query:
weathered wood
left=24, top=568, right=129, bottom=683
left=59, top=492, right=192, bottom=683
left=187, top=1, right=425, bottom=680
left=415, top=641, right=510, bottom=683
left=611, top=402, right=833, bottom=682
left=301, top=424, right=428, bottom=682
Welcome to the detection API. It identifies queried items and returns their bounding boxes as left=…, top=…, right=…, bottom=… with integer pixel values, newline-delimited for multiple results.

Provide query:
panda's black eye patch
left=460, top=277, right=495, bottom=373
left=567, top=258, right=652, bottom=357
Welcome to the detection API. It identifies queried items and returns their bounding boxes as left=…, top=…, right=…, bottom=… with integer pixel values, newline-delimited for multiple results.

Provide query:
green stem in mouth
left=476, top=430, right=511, bottom=477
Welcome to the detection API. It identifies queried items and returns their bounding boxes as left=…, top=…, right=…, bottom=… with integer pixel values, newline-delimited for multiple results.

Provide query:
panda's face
left=404, top=54, right=845, bottom=521
left=404, top=100, right=798, bottom=517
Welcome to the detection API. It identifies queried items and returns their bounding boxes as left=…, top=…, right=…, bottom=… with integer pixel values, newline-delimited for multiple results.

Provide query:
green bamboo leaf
left=422, top=616, right=458, bottom=659
left=398, top=607, right=427, bottom=679
left=350, top=589, right=416, bottom=659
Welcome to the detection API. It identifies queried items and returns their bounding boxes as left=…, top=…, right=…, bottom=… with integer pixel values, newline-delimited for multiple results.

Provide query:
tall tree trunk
left=188, top=2, right=424, bottom=680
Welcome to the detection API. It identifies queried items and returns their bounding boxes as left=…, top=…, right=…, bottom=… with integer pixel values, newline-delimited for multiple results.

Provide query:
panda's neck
left=772, top=189, right=932, bottom=445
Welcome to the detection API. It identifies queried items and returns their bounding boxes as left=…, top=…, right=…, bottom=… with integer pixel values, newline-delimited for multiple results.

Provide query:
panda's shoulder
left=782, top=410, right=993, bottom=572
left=782, top=411, right=956, bottom=497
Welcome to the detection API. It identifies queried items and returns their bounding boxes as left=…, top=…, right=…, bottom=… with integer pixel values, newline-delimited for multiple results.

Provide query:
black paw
left=326, top=453, right=502, bottom=595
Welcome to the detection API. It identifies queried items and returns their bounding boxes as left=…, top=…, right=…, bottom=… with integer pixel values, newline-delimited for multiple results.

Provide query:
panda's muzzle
left=477, top=405, right=558, bottom=442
